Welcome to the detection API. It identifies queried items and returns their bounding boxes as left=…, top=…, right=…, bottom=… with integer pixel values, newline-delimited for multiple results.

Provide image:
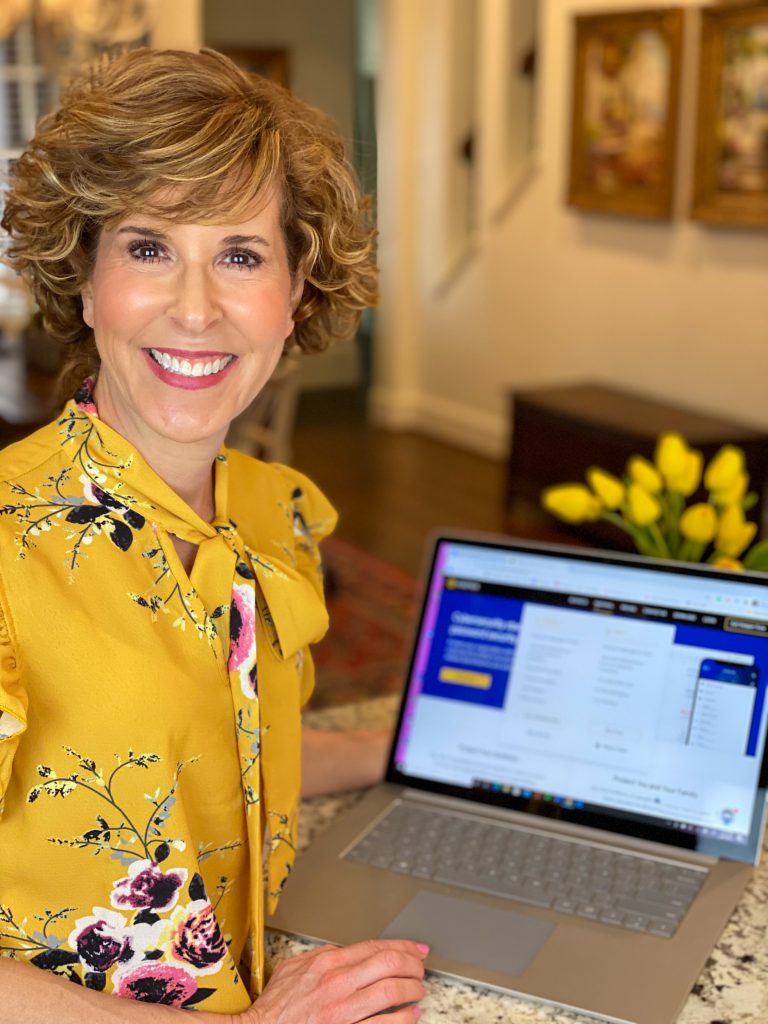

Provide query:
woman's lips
left=143, top=348, right=238, bottom=391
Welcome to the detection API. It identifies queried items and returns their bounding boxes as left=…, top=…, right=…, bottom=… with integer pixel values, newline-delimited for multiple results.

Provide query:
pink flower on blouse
left=228, top=582, right=257, bottom=699
left=114, top=961, right=197, bottom=1006
left=110, top=860, right=188, bottom=912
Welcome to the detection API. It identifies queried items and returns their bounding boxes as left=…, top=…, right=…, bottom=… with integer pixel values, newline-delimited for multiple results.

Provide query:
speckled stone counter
left=266, top=697, right=768, bottom=1023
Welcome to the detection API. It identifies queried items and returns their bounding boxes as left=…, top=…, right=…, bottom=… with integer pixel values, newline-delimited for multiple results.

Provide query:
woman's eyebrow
left=116, top=225, right=169, bottom=238
left=221, top=234, right=270, bottom=247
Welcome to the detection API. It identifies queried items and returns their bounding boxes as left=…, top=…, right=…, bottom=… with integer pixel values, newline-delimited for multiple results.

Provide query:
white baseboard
left=369, top=387, right=508, bottom=460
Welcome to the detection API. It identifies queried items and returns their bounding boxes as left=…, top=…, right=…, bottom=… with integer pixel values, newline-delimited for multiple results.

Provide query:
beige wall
left=151, top=0, right=201, bottom=50
left=203, top=0, right=355, bottom=145
left=372, top=0, right=768, bottom=459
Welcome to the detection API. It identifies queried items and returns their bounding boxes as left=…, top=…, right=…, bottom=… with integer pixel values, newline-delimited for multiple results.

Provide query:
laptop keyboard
left=344, top=803, right=708, bottom=938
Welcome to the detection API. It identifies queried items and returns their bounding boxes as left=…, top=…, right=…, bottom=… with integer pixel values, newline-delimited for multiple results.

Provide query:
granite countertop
left=265, top=697, right=768, bottom=1023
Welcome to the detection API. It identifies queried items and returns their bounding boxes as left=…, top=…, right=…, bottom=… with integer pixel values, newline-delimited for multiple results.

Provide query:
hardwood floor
left=291, top=389, right=508, bottom=577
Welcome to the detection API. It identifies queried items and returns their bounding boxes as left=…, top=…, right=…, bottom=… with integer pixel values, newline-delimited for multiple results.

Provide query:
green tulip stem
left=600, top=511, right=637, bottom=538
left=648, top=523, right=671, bottom=559
left=660, top=492, right=681, bottom=559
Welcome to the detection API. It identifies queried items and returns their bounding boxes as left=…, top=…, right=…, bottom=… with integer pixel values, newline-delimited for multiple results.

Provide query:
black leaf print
left=84, top=971, right=106, bottom=991
left=236, top=561, right=254, bottom=580
left=211, top=605, right=227, bottom=619
left=182, top=988, right=217, bottom=1009
left=108, top=520, right=133, bottom=551
left=154, top=841, right=171, bottom=863
left=123, top=509, right=146, bottom=530
left=134, top=910, right=160, bottom=925
left=91, top=486, right=124, bottom=511
left=65, top=505, right=107, bottom=524
left=189, top=872, right=207, bottom=902
left=144, top=949, right=164, bottom=961
left=30, top=949, right=80, bottom=971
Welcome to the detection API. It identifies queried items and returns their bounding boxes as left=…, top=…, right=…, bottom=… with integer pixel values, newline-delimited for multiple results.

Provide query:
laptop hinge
left=400, top=786, right=719, bottom=868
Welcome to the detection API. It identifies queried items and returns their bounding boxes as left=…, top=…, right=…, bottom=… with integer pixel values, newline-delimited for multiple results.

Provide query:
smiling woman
left=0, top=48, right=427, bottom=1024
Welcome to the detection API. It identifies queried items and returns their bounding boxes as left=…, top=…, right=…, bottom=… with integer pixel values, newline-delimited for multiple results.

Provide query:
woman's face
left=81, top=193, right=299, bottom=448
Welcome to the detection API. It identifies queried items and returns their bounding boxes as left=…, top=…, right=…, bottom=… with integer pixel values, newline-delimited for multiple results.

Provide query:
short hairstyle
left=1, top=47, right=377, bottom=392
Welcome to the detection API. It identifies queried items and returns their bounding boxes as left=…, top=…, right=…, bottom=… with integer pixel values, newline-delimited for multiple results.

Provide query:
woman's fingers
left=366, top=1006, right=423, bottom=1024
left=249, top=939, right=429, bottom=1024
left=342, top=976, right=426, bottom=1023
left=278, top=938, right=427, bottom=977
left=329, top=946, right=426, bottom=998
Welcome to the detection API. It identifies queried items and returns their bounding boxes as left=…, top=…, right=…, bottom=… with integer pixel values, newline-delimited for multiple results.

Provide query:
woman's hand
left=242, top=938, right=428, bottom=1024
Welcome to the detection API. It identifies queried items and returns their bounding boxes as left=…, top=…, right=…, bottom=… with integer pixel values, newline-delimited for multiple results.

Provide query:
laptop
left=269, top=534, right=768, bottom=1024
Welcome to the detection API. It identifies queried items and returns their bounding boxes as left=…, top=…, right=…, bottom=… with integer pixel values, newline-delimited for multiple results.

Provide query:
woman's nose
left=166, top=263, right=222, bottom=333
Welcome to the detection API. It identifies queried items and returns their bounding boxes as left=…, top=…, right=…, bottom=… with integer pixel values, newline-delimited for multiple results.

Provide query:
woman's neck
left=91, top=376, right=222, bottom=525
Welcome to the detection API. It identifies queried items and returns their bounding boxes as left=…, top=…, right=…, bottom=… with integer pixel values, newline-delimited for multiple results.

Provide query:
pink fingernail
left=416, top=943, right=430, bottom=956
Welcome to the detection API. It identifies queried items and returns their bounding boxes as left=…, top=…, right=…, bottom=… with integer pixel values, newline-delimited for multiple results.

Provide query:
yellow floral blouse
left=0, top=381, right=336, bottom=1014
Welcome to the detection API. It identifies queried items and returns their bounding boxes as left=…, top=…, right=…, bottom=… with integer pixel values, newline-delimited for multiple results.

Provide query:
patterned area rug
left=308, top=537, right=420, bottom=708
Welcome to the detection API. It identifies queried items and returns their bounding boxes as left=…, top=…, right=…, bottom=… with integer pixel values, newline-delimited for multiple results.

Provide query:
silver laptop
left=269, top=535, right=768, bottom=1024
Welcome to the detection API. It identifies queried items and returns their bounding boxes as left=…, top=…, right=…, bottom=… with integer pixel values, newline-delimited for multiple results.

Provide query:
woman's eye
left=128, top=239, right=164, bottom=262
left=222, top=248, right=263, bottom=270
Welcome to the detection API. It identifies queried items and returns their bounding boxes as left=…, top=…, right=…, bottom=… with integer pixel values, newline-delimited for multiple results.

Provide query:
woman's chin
left=149, top=407, right=232, bottom=448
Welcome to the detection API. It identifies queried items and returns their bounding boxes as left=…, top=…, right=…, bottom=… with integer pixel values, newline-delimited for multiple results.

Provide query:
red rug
left=309, top=537, right=420, bottom=708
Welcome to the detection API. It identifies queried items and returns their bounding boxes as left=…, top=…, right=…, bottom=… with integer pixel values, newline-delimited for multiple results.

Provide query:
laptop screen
left=388, top=537, right=768, bottom=865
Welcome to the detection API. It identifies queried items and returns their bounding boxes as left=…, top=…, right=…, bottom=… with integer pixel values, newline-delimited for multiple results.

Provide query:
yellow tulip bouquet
left=542, top=434, right=768, bottom=571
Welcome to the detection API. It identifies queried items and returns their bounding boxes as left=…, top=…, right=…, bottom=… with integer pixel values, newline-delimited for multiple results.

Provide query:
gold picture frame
left=691, top=3, right=768, bottom=226
left=567, top=8, right=684, bottom=219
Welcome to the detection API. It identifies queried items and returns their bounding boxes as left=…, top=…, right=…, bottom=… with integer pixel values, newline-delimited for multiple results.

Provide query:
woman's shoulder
left=0, top=414, right=68, bottom=490
left=224, top=448, right=337, bottom=548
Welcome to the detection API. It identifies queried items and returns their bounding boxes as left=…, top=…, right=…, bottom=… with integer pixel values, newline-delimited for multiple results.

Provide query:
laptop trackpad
left=379, top=890, right=555, bottom=976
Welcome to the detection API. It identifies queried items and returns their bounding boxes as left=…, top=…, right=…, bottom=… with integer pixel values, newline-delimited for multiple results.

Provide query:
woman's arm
left=0, top=956, right=233, bottom=1024
left=300, top=726, right=391, bottom=797
left=1, top=939, right=425, bottom=1024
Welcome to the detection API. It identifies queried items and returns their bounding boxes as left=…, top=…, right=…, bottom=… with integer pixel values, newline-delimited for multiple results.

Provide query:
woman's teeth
left=149, top=349, right=235, bottom=377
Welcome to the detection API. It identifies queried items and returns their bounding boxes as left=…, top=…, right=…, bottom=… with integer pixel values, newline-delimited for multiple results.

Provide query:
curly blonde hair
left=1, top=47, right=377, bottom=394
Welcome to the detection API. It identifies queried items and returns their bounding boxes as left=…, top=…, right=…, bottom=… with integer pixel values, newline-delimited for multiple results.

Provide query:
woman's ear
left=81, top=281, right=95, bottom=328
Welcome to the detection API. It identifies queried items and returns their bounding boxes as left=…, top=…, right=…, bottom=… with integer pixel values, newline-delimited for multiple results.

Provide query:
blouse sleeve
left=276, top=464, right=338, bottom=602
left=0, top=584, right=26, bottom=818
left=275, top=465, right=337, bottom=707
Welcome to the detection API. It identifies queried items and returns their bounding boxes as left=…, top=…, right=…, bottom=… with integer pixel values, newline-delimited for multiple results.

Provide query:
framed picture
left=215, top=47, right=290, bottom=89
left=567, top=8, right=684, bottom=218
left=691, top=3, right=768, bottom=227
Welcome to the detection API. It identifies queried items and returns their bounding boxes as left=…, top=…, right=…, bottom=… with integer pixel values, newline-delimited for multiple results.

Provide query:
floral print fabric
left=0, top=385, right=336, bottom=1012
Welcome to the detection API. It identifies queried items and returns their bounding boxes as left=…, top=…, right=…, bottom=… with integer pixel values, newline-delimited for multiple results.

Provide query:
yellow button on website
left=439, top=666, right=493, bottom=689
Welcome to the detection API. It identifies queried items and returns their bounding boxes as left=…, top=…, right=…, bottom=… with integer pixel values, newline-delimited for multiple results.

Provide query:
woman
left=0, top=48, right=426, bottom=1022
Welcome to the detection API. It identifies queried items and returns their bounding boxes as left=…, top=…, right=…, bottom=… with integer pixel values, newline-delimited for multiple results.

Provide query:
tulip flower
left=542, top=484, right=601, bottom=524
left=627, top=456, right=662, bottom=494
left=541, top=431, right=762, bottom=568
left=711, top=556, right=744, bottom=572
left=655, top=433, right=689, bottom=483
left=710, top=471, right=749, bottom=508
left=715, top=504, right=758, bottom=558
left=704, top=445, right=745, bottom=493
left=668, top=450, right=703, bottom=497
left=587, top=467, right=625, bottom=510
left=625, top=484, right=662, bottom=527
left=655, top=434, right=703, bottom=496
left=679, top=503, right=717, bottom=544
